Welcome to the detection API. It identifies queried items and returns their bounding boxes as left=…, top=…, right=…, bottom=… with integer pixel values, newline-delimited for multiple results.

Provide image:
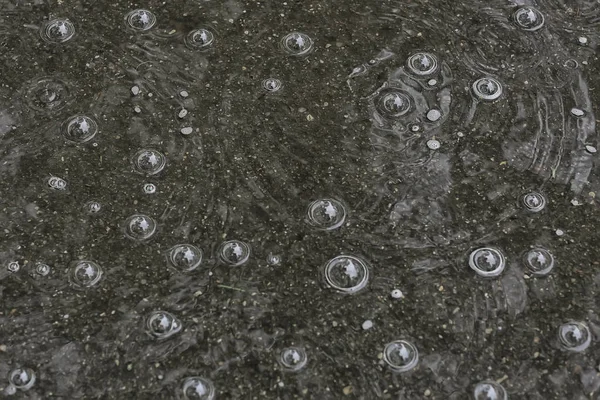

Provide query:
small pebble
left=585, top=145, right=597, bottom=154
left=178, top=109, right=188, bottom=118
left=362, top=320, right=373, bottom=330
left=180, top=90, right=189, bottom=98
left=578, top=36, right=588, bottom=45
left=570, top=108, right=585, bottom=117
left=426, top=109, right=441, bottom=122
left=427, top=139, right=441, bottom=150
left=391, top=289, right=404, bottom=299
left=131, top=86, right=140, bottom=96
left=181, top=127, right=193, bottom=135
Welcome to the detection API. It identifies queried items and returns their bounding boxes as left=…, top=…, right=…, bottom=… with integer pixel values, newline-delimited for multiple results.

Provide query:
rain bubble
left=473, top=380, right=507, bottom=400
left=62, top=115, right=98, bottom=143
left=281, top=32, right=314, bottom=56
left=383, top=340, right=419, bottom=372
left=279, top=347, right=308, bottom=371
left=426, top=109, right=441, bottom=122
left=182, top=376, right=215, bottom=400
left=468, top=247, right=506, bottom=278
left=426, top=139, right=441, bottom=150
left=406, top=52, right=438, bottom=76
left=69, top=260, right=103, bottom=288
left=146, top=311, right=182, bottom=339
left=143, top=183, right=156, bottom=194
left=126, top=9, right=156, bottom=31
left=513, top=7, right=545, bottom=31
left=522, top=191, right=546, bottom=212
left=167, top=244, right=203, bottom=272
left=48, top=176, right=67, bottom=190
left=523, top=248, right=554, bottom=276
left=307, top=199, right=347, bottom=230
left=472, top=77, right=503, bottom=101
left=391, top=289, right=404, bottom=299
left=266, top=253, right=282, bottom=266
left=133, top=149, right=166, bottom=175
left=185, top=28, right=215, bottom=51
left=125, top=214, right=157, bottom=240
left=86, top=201, right=102, bottom=214
left=8, top=368, right=36, bottom=391
left=558, top=321, right=591, bottom=352
left=26, top=77, right=70, bottom=112
left=35, top=263, right=50, bottom=276
left=375, top=88, right=413, bottom=118
left=262, top=78, right=283, bottom=93
left=42, top=18, right=75, bottom=43
left=324, top=255, right=369, bottom=293
left=218, top=240, right=251, bottom=266
left=7, top=261, right=19, bottom=273
left=570, top=108, right=585, bottom=117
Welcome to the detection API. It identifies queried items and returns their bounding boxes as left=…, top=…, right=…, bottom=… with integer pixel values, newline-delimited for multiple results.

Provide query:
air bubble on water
left=262, top=78, right=283, bottom=93
left=409, top=123, right=421, bottom=132
left=375, top=88, right=413, bottom=118
left=25, top=77, right=70, bottom=112
left=521, top=192, right=546, bottom=212
left=62, top=115, right=98, bottom=143
left=85, top=201, right=102, bottom=214
left=281, top=32, right=314, bottom=56
left=167, top=244, right=203, bottom=272
left=266, top=253, right=282, bottom=266
left=473, top=380, right=507, bottom=400
left=42, top=18, right=75, bottom=43
left=146, top=311, right=182, bottom=339
left=468, top=247, right=506, bottom=278
left=8, top=368, right=36, bottom=391
left=427, top=139, right=440, bottom=150
left=182, top=376, right=215, bottom=400
left=406, top=52, right=438, bottom=76
left=523, top=248, right=554, bottom=276
left=279, top=347, right=308, bottom=371
left=513, top=7, right=545, bottom=31
left=383, top=340, right=419, bottom=372
left=472, top=77, right=503, bottom=101
left=324, top=255, right=369, bottom=293
left=218, top=240, right=251, bottom=266
left=426, top=109, right=441, bottom=122
left=306, top=198, right=347, bottom=230
left=126, top=9, right=156, bottom=31
left=35, top=263, right=50, bottom=276
left=125, top=214, right=157, bottom=240
left=391, top=289, right=404, bottom=299
left=185, top=28, right=215, bottom=51
left=133, top=149, right=166, bottom=175
left=570, top=108, right=585, bottom=117
left=48, top=176, right=67, bottom=190
left=143, top=183, right=156, bottom=194
left=362, top=320, right=373, bottom=330
left=7, top=261, right=19, bottom=273
left=558, top=321, right=591, bottom=352
left=69, top=260, right=103, bottom=288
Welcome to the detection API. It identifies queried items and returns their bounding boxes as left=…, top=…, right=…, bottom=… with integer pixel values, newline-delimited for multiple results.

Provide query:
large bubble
left=406, top=52, right=438, bottom=76
left=306, top=198, right=347, bottom=230
left=182, top=377, right=215, bottom=400
left=125, top=214, right=157, bottom=240
left=383, top=340, right=419, bottom=372
left=133, top=149, right=166, bottom=176
left=62, top=115, right=98, bottom=143
left=25, top=77, right=71, bottom=113
left=374, top=88, right=413, bottom=118
left=473, top=380, right=507, bottom=400
left=472, top=77, right=503, bottom=101
left=523, top=248, right=554, bottom=276
left=468, top=247, right=506, bottom=277
left=323, top=255, right=369, bottom=293
left=185, top=29, right=215, bottom=51
left=281, top=32, right=314, bottom=56
left=513, top=7, right=545, bottom=32
left=218, top=240, right=251, bottom=266
left=126, top=9, right=156, bottom=31
left=146, top=311, right=182, bottom=340
left=8, top=367, right=36, bottom=391
left=42, top=18, right=76, bottom=43
left=69, top=260, right=103, bottom=288
left=558, top=321, right=591, bottom=352
left=278, top=347, right=308, bottom=372
left=521, top=192, right=546, bottom=212
left=167, top=244, right=203, bottom=272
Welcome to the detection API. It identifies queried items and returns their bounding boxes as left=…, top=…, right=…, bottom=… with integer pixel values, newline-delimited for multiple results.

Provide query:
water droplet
left=266, top=253, right=282, bottom=266
left=218, top=240, right=251, bottom=266
left=167, top=244, right=203, bottom=272
left=473, top=380, right=507, bottom=400
left=85, top=201, right=102, bottom=214
left=472, top=77, right=503, bottom=101
left=25, top=77, right=70, bottom=112
left=133, top=149, right=166, bottom=175
left=35, top=263, right=50, bottom=276
left=306, top=199, right=346, bottom=230
left=570, top=108, right=585, bottom=117
left=426, top=109, right=441, bottom=122
left=182, top=376, right=216, bottom=400
left=406, top=52, right=438, bottom=76
left=523, top=248, right=554, bottom=276
left=522, top=191, right=546, bottom=212
left=324, top=255, right=369, bottom=293
left=69, top=260, right=103, bottom=288
left=8, top=368, right=36, bottom=391
left=558, top=321, right=591, bottom=352
left=126, top=9, right=156, bottom=31
left=48, top=176, right=67, bottom=190
left=468, top=247, right=506, bottom=277
left=391, top=289, right=404, bottom=299
left=185, top=28, right=215, bottom=50
left=426, top=139, right=441, bottom=150
left=279, top=347, right=308, bottom=371
left=281, top=32, right=314, bottom=56
left=146, top=311, right=182, bottom=339
left=383, top=340, right=419, bottom=372
left=42, top=18, right=75, bottom=43
left=62, top=115, right=98, bottom=143
left=124, top=214, right=157, bottom=240
left=513, top=7, right=545, bottom=31
left=375, top=88, right=413, bottom=118
left=7, top=261, right=19, bottom=273
left=143, top=183, right=156, bottom=194
left=262, top=78, right=283, bottom=93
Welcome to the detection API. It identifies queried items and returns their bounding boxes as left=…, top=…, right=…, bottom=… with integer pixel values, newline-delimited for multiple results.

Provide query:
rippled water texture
left=0, top=0, right=599, bottom=398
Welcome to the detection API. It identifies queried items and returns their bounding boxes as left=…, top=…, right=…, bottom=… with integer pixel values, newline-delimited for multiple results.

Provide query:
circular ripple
left=281, top=32, right=313, bottom=56
left=383, top=340, right=419, bottom=372
left=185, top=29, right=215, bottom=50
left=262, top=78, right=283, bottom=93
left=406, top=52, right=438, bottom=76
left=469, top=247, right=506, bottom=277
left=218, top=240, right=251, bottom=266
left=62, top=115, right=98, bottom=143
left=306, top=199, right=346, bottom=230
left=558, top=321, right=591, bottom=352
left=521, top=191, right=546, bottom=212
left=167, top=244, right=203, bottom=272
left=126, top=9, right=156, bottom=31
left=69, top=260, right=103, bottom=288
left=125, top=214, right=157, bottom=240
left=42, top=19, right=75, bottom=43
left=472, top=77, right=503, bottom=101
left=523, top=248, right=554, bottom=276
left=375, top=88, right=413, bottom=118
left=279, top=347, right=308, bottom=371
left=324, top=255, right=369, bottom=293
left=473, top=380, right=507, bottom=400
left=146, top=311, right=182, bottom=339
left=25, top=77, right=70, bottom=113
left=133, top=149, right=166, bottom=175
left=182, top=377, right=215, bottom=400
left=48, top=176, right=67, bottom=190
left=513, top=7, right=545, bottom=31
left=8, top=368, right=36, bottom=391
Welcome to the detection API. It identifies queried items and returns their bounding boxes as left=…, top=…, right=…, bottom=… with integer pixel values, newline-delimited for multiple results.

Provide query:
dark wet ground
left=1, top=0, right=600, bottom=398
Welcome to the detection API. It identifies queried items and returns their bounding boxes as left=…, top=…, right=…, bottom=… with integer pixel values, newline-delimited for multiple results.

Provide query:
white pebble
left=362, top=320, right=373, bottom=330
left=131, top=86, right=140, bottom=96
left=181, top=127, right=193, bottom=135
left=391, top=289, right=404, bottom=299
left=178, top=109, right=188, bottom=118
